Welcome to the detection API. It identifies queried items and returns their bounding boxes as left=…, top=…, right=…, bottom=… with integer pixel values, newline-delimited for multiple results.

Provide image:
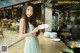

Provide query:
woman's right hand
left=32, top=27, right=39, bottom=33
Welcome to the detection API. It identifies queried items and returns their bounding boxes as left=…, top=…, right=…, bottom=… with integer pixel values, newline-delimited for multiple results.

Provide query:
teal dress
left=24, top=22, right=41, bottom=53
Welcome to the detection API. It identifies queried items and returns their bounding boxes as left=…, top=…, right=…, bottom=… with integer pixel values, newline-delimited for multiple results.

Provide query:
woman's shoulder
left=20, top=17, right=25, bottom=22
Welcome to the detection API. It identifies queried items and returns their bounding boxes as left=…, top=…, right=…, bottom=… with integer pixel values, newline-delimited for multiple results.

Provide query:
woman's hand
left=32, top=27, right=39, bottom=33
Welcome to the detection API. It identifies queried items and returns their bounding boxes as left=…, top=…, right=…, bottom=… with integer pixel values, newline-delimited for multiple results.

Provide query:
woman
left=19, top=3, right=41, bottom=53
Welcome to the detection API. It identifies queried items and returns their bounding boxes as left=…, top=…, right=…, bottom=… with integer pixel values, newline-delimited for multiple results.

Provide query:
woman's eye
left=31, top=10, right=33, bottom=12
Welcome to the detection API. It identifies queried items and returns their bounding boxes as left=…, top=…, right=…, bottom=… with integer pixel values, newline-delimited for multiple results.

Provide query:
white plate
left=51, top=38, right=61, bottom=41
left=38, top=24, right=49, bottom=29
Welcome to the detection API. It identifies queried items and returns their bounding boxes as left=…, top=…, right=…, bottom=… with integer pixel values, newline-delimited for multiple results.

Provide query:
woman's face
left=26, top=6, right=33, bottom=18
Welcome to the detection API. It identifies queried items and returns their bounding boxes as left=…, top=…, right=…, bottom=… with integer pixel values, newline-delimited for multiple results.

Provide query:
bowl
left=50, top=32, right=57, bottom=39
left=44, top=32, right=50, bottom=38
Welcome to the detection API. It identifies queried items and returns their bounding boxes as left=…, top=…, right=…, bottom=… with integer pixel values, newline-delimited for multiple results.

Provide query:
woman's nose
left=29, top=11, right=31, bottom=14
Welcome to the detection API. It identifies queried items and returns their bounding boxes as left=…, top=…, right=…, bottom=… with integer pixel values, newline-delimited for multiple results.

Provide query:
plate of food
left=38, top=24, right=49, bottom=29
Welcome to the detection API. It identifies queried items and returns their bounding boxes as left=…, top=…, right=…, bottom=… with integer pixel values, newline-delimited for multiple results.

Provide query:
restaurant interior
left=0, top=0, right=80, bottom=53
left=52, top=1, right=80, bottom=52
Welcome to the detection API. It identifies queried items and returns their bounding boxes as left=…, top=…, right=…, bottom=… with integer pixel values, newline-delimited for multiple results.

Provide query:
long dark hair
left=22, top=3, right=40, bottom=36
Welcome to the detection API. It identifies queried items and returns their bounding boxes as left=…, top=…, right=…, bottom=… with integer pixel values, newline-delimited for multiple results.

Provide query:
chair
left=11, top=22, right=17, bottom=31
left=0, top=22, right=4, bottom=37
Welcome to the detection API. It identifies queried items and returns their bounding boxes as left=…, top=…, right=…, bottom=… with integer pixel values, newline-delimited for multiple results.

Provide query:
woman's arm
left=19, top=18, right=39, bottom=38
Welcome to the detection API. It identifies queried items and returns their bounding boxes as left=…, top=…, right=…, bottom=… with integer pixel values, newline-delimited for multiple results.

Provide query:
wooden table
left=38, top=32, right=69, bottom=53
